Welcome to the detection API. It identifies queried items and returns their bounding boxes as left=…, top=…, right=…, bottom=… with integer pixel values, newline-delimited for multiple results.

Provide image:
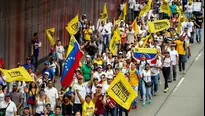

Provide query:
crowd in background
left=0, top=0, right=204, bottom=116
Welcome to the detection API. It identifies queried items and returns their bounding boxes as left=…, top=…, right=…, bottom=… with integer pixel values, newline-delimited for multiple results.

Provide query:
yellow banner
left=132, top=19, right=139, bottom=34
left=139, top=0, right=152, bottom=17
left=107, top=72, right=137, bottom=110
left=148, top=19, right=170, bottom=33
left=45, top=28, right=55, bottom=45
left=109, top=31, right=120, bottom=55
left=100, top=3, right=108, bottom=21
left=117, top=2, right=127, bottom=21
left=0, top=67, right=34, bottom=82
left=176, top=12, right=182, bottom=34
left=160, top=0, right=172, bottom=15
left=142, top=34, right=151, bottom=48
left=66, top=15, right=78, bottom=35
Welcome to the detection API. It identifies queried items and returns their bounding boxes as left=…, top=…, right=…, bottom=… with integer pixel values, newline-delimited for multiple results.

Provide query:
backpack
left=137, top=60, right=148, bottom=70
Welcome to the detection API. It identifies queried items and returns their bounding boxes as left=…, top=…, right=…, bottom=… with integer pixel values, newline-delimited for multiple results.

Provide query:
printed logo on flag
left=71, top=23, right=78, bottom=31
left=8, top=71, right=23, bottom=78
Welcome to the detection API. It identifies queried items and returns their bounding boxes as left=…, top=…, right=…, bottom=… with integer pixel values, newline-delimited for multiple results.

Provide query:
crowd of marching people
left=0, top=0, right=204, bottom=116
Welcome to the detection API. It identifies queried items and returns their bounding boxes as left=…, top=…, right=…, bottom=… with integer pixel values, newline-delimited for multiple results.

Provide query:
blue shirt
left=23, top=63, right=34, bottom=71
left=42, top=68, right=55, bottom=80
left=32, top=39, right=39, bottom=56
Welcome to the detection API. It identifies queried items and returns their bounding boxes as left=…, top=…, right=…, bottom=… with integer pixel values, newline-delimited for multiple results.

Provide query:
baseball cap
left=44, top=72, right=49, bottom=76
left=13, top=82, right=18, bottom=87
left=171, top=44, right=176, bottom=47
left=97, top=84, right=103, bottom=88
left=77, top=75, right=83, bottom=80
left=107, top=75, right=113, bottom=80
left=24, top=106, right=29, bottom=109
left=85, top=93, right=91, bottom=98
left=93, top=77, right=98, bottom=81
left=107, top=63, right=112, bottom=66
left=100, top=74, right=106, bottom=78
left=86, top=55, right=90, bottom=58
left=97, top=65, right=102, bottom=69
left=5, top=93, right=10, bottom=97
left=119, top=52, right=123, bottom=55
left=46, top=102, right=51, bottom=106
left=26, top=57, right=31, bottom=60
left=44, top=61, right=50, bottom=65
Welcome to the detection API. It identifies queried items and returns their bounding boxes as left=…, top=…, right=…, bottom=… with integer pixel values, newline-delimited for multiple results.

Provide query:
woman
left=142, top=63, right=155, bottom=107
left=35, top=89, right=49, bottom=116
left=76, top=89, right=98, bottom=116
left=28, top=67, right=38, bottom=82
left=105, top=63, right=114, bottom=77
left=0, top=93, right=17, bottom=116
left=26, top=82, right=39, bottom=115
left=61, top=94, right=74, bottom=116
left=93, top=54, right=104, bottom=68
left=0, top=84, right=5, bottom=103
left=160, top=51, right=172, bottom=93
left=83, top=24, right=93, bottom=41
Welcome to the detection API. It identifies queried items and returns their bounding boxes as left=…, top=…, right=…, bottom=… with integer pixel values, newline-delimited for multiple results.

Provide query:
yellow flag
left=66, top=15, right=78, bottom=35
left=45, top=28, right=55, bottom=45
left=160, top=0, right=172, bottom=16
left=109, top=32, right=121, bottom=55
left=132, top=19, right=139, bottom=34
left=107, top=71, right=137, bottom=110
left=117, top=2, right=127, bottom=21
left=139, top=0, right=152, bottom=17
left=100, top=3, right=108, bottom=21
left=148, top=19, right=170, bottom=33
left=176, top=12, right=182, bottom=34
left=66, top=35, right=75, bottom=57
left=142, top=34, right=151, bottom=48
left=0, top=67, right=34, bottom=82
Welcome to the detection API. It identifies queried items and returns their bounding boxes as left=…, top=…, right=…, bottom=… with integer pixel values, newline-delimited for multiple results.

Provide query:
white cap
left=107, top=75, right=113, bottom=79
left=86, top=55, right=90, bottom=58
left=97, top=84, right=103, bottom=88
left=44, top=72, right=49, bottom=76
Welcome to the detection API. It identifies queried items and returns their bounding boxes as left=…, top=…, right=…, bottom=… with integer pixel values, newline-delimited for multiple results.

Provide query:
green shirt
left=81, top=64, right=93, bottom=81
left=49, top=114, right=63, bottom=116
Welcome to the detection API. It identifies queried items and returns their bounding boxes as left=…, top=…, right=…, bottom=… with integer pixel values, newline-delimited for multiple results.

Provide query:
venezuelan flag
left=61, top=35, right=83, bottom=87
left=134, top=48, right=157, bottom=64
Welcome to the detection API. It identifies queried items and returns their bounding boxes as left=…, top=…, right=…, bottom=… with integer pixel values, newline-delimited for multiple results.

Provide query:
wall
left=0, top=0, right=127, bottom=68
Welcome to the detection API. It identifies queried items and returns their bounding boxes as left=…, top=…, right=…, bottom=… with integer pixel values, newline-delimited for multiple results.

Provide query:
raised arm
left=76, top=89, right=85, bottom=104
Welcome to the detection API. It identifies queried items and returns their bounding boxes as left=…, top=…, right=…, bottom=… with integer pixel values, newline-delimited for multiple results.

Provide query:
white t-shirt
left=0, top=100, right=17, bottom=116
left=154, top=35, right=163, bottom=46
left=105, top=70, right=114, bottom=77
left=180, top=31, right=191, bottom=45
left=187, top=21, right=194, bottom=33
left=120, top=4, right=124, bottom=11
left=137, top=60, right=151, bottom=76
left=142, top=70, right=152, bottom=83
left=72, top=82, right=88, bottom=104
left=185, top=4, right=193, bottom=13
left=56, top=45, right=65, bottom=60
left=134, top=3, right=140, bottom=11
left=150, top=60, right=162, bottom=76
left=44, top=87, right=59, bottom=111
left=98, top=25, right=108, bottom=35
left=170, top=50, right=179, bottom=65
left=93, top=72, right=106, bottom=82
left=181, top=22, right=188, bottom=33
left=128, top=0, right=135, bottom=9
left=0, top=92, right=4, bottom=103
left=102, top=83, right=110, bottom=94
left=163, top=57, right=171, bottom=67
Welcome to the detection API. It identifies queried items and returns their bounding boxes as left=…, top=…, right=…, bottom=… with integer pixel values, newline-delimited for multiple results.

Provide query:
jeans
left=131, top=86, right=138, bottom=106
left=128, top=9, right=134, bottom=20
left=95, top=114, right=104, bottom=116
left=172, top=65, right=177, bottom=80
left=138, top=78, right=143, bottom=99
left=142, top=82, right=152, bottom=104
left=102, top=34, right=108, bottom=51
left=186, top=12, right=192, bottom=19
left=151, top=75, right=159, bottom=94
left=162, top=67, right=170, bottom=89
left=179, top=55, right=186, bottom=72
left=190, top=32, right=194, bottom=43
left=196, top=28, right=202, bottom=42
left=104, top=107, right=117, bottom=116
left=31, top=55, right=38, bottom=71
left=107, top=34, right=111, bottom=48
left=58, top=59, right=64, bottom=76
left=118, top=106, right=128, bottom=116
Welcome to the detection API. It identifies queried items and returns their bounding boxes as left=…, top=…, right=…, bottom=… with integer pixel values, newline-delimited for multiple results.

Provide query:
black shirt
left=195, top=17, right=203, bottom=28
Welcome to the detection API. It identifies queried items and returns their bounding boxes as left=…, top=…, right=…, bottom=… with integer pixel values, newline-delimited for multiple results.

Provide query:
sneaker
left=159, top=80, right=161, bottom=85
left=149, top=100, right=152, bottom=104
left=142, top=103, right=146, bottom=107
left=140, top=98, right=143, bottom=101
left=154, top=92, right=157, bottom=96
left=164, top=88, right=169, bottom=93
left=168, top=79, right=172, bottom=83
left=173, top=78, right=176, bottom=81
left=183, top=70, right=185, bottom=74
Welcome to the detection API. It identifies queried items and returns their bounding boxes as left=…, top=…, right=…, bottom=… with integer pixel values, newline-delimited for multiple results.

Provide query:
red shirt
left=95, top=94, right=104, bottom=114
left=0, top=59, right=4, bottom=68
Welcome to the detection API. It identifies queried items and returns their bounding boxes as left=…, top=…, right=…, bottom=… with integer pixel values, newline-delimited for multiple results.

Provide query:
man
left=31, top=32, right=41, bottom=71
left=44, top=80, right=59, bottom=112
left=93, top=66, right=105, bottom=82
left=43, top=102, right=54, bottom=116
left=22, top=106, right=31, bottom=116
left=55, top=40, right=65, bottom=75
left=42, top=61, right=55, bottom=83
left=126, top=25, right=136, bottom=46
left=194, top=12, right=203, bottom=43
left=128, top=63, right=141, bottom=109
left=174, top=35, right=191, bottom=74
left=169, top=44, right=179, bottom=81
left=72, top=74, right=93, bottom=115
left=10, top=83, right=24, bottom=115
left=23, top=57, right=34, bottom=71
left=49, top=106, right=63, bottom=116
left=81, top=61, right=93, bottom=82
